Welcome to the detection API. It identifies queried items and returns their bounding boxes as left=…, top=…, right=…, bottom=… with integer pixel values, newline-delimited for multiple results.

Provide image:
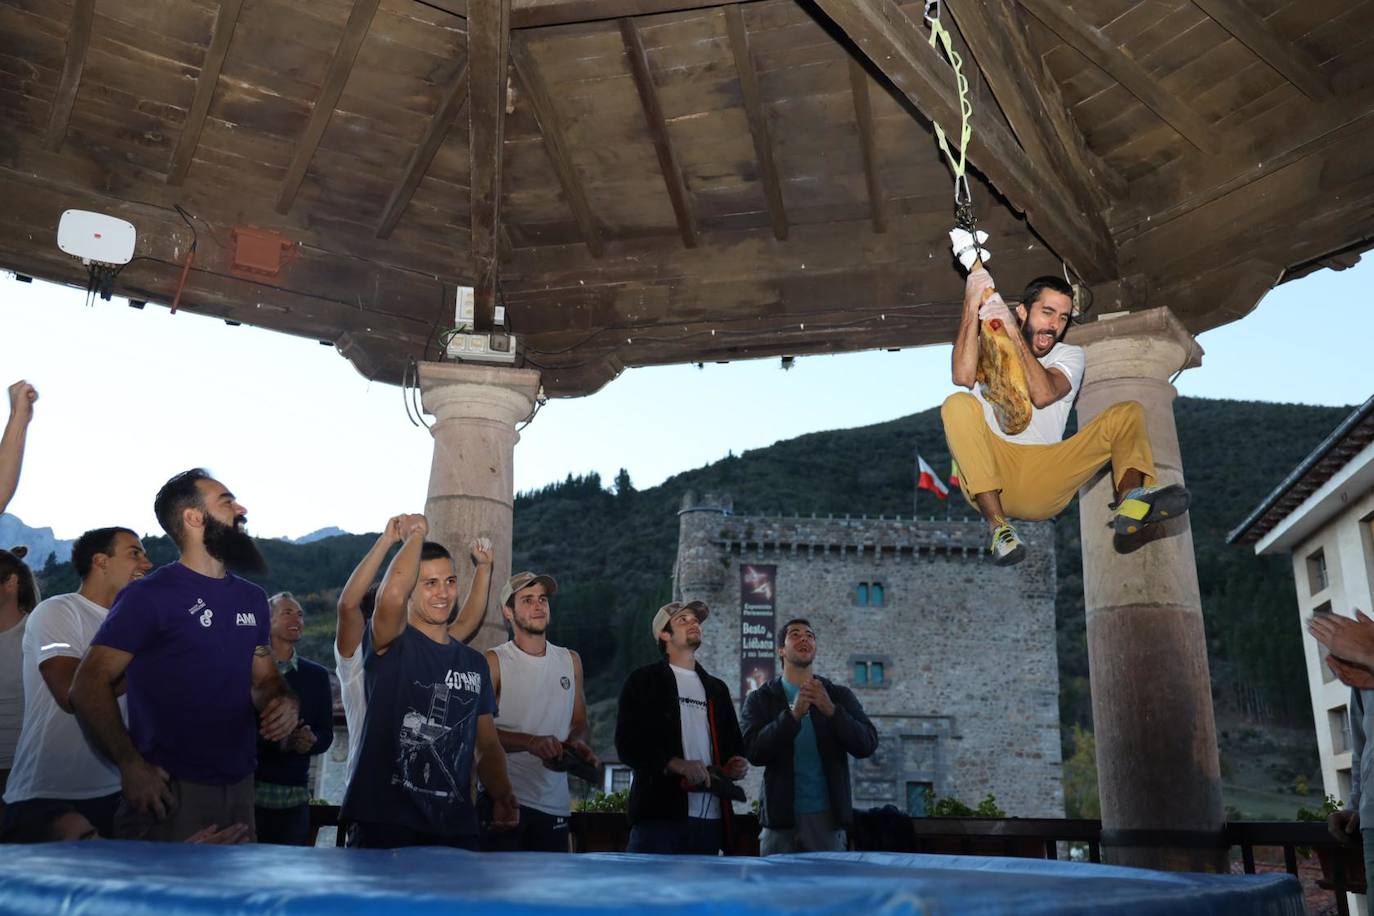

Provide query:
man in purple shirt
left=71, top=468, right=299, bottom=842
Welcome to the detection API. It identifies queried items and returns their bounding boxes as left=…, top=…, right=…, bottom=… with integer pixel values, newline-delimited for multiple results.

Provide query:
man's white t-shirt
left=334, top=640, right=367, bottom=785
left=670, top=663, right=720, bottom=820
left=4, top=594, right=122, bottom=801
left=973, top=341, right=1085, bottom=445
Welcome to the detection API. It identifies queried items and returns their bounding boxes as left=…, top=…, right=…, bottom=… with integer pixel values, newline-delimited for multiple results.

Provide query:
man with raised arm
left=0, top=381, right=37, bottom=516
left=335, top=517, right=492, bottom=785
left=70, top=469, right=298, bottom=841
left=341, top=514, right=515, bottom=849
left=481, top=571, right=599, bottom=852
left=3, top=528, right=151, bottom=838
left=943, top=270, right=1190, bottom=566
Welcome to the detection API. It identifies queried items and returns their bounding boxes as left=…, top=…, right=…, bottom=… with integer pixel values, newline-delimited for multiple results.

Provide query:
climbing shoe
left=990, top=521, right=1026, bottom=566
left=1113, top=484, right=1191, bottom=536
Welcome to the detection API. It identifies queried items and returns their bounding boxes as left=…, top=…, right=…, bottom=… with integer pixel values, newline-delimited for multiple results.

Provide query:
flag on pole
left=949, top=459, right=962, bottom=490
left=917, top=453, right=949, bottom=500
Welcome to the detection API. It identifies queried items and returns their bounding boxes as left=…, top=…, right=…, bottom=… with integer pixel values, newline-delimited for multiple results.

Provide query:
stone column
left=1070, top=307, right=1227, bottom=872
left=419, top=362, right=540, bottom=650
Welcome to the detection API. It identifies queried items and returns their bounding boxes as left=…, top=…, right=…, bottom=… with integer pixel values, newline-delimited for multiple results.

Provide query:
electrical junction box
left=57, top=210, right=136, bottom=264
left=454, top=285, right=505, bottom=327
left=445, top=332, right=518, bottom=364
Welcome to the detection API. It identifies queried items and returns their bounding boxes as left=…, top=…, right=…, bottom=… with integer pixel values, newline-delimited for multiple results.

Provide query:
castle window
left=850, top=655, right=891, bottom=688
left=1307, top=549, right=1328, bottom=595
left=855, top=582, right=885, bottom=607
left=907, top=781, right=933, bottom=817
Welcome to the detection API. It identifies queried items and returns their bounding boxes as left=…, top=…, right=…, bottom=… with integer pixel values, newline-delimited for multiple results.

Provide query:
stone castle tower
left=673, top=491, right=1064, bottom=818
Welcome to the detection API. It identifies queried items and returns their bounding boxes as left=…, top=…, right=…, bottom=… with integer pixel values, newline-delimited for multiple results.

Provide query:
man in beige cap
left=480, top=571, right=598, bottom=852
left=614, top=600, right=747, bottom=854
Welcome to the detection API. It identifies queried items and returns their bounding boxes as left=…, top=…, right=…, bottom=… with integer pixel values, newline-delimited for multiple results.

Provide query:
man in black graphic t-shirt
left=341, top=515, right=515, bottom=848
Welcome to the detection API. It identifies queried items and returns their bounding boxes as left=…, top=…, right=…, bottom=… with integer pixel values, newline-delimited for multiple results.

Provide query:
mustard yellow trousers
left=940, top=392, right=1156, bottom=522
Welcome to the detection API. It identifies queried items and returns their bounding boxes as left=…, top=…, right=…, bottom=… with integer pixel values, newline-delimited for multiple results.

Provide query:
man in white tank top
left=480, top=571, right=599, bottom=852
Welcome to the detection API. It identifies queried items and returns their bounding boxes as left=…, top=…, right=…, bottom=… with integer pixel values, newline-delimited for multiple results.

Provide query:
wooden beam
left=942, top=0, right=1116, bottom=219
left=275, top=0, right=383, bottom=214
left=46, top=0, right=96, bottom=151
left=510, top=33, right=604, bottom=258
left=847, top=58, right=886, bottom=233
left=168, top=0, right=247, bottom=185
left=1018, top=0, right=1219, bottom=154
left=415, top=0, right=769, bottom=29
left=808, top=0, right=1117, bottom=280
left=620, top=17, right=698, bottom=248
left=724, top=4, right=787, bottom=241
left=1191, top=0, right=1332, bottom=101
left=469, top=0, right=511, bottom=331
left=376, top=60, right=469, bottom=239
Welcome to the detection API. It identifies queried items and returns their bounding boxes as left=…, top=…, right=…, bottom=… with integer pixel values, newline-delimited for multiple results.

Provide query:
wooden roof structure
left=1, top=0, right=1372, bottom=396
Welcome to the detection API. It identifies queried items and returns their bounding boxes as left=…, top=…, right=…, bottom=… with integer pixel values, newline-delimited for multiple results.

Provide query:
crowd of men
left=0, top=378, right=878, bottom=853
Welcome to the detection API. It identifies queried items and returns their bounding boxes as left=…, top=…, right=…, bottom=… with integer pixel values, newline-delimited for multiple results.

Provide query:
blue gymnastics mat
left=0, top=842, right=1303, bottom=915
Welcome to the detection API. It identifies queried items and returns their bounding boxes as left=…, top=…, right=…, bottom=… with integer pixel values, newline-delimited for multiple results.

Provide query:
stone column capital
left=418, top=362, right=541, bottom=426
left=1070, top=307, right=1204, bottom=385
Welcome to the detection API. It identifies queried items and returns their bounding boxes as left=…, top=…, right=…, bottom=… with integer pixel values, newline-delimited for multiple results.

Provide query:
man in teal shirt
left=741, top=619, right=878, bottom=854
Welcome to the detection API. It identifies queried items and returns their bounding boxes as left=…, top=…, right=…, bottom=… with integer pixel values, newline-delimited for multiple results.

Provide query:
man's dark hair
left=0, top=549, right=38, bottom=615
left=420, top=541, right=452, bottom=564
left=154, top=468, right=213, bottom=547
left=656, top=619, right=672, bottom=657
left=778, top=618, right=815, bottom=648
left=0, top=801, right=79, bottom=843
left=72, top=527, right=138, bottom=579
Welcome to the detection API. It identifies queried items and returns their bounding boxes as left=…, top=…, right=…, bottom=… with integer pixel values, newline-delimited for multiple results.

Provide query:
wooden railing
left=307, top=807, right=1364, bottom=914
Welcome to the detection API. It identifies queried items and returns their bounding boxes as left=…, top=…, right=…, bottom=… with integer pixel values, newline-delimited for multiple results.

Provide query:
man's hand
left=977, top=292, right=1015, bottom=329
left=1328, top=809, right=1360, bottom=842
left=259, top=695, right=301, bottom=742
left=566, top=738, right=600, bottom=768
left=1308, top=610, right=1374, bottom=669
left=470, top=537, right=493, bottom=568
left=964, top=268, right=995, bottom=315
left=186, top=823, right=251, bottom=845
left=7, top=380, right=37, bottom=423
left=723, top=755, right=748, bottom=780
left=790, top=685, right=812, bottom=721
left=669, top=757, right=709, bottom=787
left=489, top=791, right=519, bottom=831
left=382, top=514, right=405, bottom=544
left=802, top=680, right=835, bottom=717
left=1326, top=654, right=1374, bottom=690
left=122, top=758, right=174, bottom=819
left=286, top=724, right=317, bottom=754
left=528, top=734, right=564, bottom=762
left=399, top=514, right=429, bottom=542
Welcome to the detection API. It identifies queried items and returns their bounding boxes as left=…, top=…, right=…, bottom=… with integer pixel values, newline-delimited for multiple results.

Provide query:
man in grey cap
left=614, top=600, right=748, bottom=854
left=480, top=571, right=598, bottom=852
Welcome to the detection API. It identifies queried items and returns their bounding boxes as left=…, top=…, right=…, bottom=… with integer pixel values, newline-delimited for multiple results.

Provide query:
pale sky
left=0, top=258, right=1366, bottom=540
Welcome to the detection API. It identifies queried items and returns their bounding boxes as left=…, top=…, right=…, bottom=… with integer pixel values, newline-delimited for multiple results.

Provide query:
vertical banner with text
left=740, top=564, right=777, bottom=698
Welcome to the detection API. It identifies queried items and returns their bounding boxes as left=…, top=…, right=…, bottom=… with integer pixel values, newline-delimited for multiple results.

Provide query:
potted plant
left=1297, top=794, right=1366, bottom=894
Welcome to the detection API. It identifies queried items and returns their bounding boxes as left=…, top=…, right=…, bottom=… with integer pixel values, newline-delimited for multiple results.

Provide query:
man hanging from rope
left=921, top=0, right=1188, bottom=565
left=941, top=266, right=1190, bottom=565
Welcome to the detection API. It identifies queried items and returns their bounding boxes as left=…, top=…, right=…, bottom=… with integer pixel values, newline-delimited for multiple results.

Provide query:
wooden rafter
left=847, top=58, right=886, bottom=234
left=809, top=0, right=1117, bottom=280
left=46, top=0, right=96, bottom=151
left=620, top=18, right=698, bottom=248
left=168, top=0, right=247, bottom=185
left=275, top=0, right=383, bottom=214
left=376, top=60, right=470, bottom=239
left=1018, top=0, right=1219, bottom=154
left=943, top=0, right=1115, bottom=217
left=724, top=4, right=787, bottom=241
left=469, top=0, right=511, bottom=331
left=417, top=0, right=765, bottom=29
left=1191, top=0, right=1332, bottom=100
left=510, top=33, right=604, bottom=258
